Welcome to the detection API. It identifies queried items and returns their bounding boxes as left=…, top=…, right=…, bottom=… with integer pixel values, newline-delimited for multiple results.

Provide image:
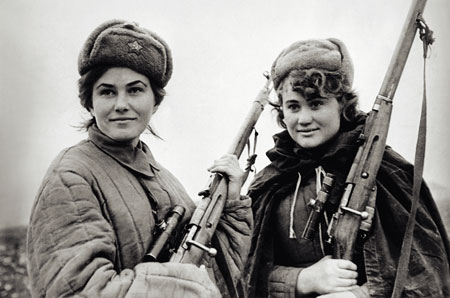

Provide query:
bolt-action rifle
left=327, top=0, right=429, bottom=261
left=169, top=74, right=271, bottom=265
left=145, top=73, right=271, bottom=267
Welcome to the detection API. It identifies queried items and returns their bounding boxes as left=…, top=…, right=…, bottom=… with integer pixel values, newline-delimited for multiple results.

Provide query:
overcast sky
left=1, top=0, right=449, bottom=227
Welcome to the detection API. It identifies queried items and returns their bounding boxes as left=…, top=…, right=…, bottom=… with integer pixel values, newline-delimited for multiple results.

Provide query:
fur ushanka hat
left=271, top=38, right=354, bottom=90
left=78, top=20, right=173, bottom=88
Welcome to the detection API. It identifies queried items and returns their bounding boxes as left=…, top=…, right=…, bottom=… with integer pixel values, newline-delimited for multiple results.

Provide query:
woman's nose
left=114, top=92, right=129, bottom=111
left=297, top=109, right=313, bottom=125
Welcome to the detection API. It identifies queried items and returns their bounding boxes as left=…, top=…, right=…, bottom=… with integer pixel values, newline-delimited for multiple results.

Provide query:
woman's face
left=281, top=81, right=342, bottom=149
left=90, top=67, right=156, bottom=146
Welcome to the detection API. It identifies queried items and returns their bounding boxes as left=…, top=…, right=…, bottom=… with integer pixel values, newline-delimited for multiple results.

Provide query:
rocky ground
left=0, top=203, right=449, bottom=298
left=0, top=226, right=30, bottom=298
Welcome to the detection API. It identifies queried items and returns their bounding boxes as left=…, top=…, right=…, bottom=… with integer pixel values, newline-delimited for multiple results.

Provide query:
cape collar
left=266, top=113, right=367, bottom=177
left=88, top=125, right=159, bottom=178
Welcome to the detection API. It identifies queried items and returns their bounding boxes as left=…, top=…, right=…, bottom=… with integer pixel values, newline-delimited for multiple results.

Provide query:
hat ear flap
left=78, top=20, right=126, bottom=74
left=327, top=38, right=354, bottom=87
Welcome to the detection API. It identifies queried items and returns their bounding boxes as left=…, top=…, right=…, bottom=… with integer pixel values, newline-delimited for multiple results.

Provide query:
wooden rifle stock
left=330, top=0, right=428, bottom=260
left=169, top=74, right=272, bottom=265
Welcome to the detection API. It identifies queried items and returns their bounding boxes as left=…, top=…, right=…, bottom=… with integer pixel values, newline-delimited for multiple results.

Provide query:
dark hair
left=271, top=68, right=359, bottom=129
left=77, top=65, right=166, bottom=136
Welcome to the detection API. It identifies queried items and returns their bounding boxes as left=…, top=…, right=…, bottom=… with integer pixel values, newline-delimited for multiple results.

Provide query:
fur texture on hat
left=271, top=38, right=353, bottom=90
left=78, top=20, right=173, bottom=88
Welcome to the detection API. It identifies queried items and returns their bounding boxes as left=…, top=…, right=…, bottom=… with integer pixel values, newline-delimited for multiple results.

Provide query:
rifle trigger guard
left=340, top=206, right=369, bottom=220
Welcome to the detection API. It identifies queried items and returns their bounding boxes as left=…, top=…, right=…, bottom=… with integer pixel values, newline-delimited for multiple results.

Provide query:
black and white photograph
left=1, top=0, right=449, bottom=297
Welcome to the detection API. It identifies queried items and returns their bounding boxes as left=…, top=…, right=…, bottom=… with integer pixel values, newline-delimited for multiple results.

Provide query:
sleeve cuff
left=224, top=195, right=251, bottom=209
left=349, top=284, right=371, bottom=298
left=268, top=266, right=303, bottom=298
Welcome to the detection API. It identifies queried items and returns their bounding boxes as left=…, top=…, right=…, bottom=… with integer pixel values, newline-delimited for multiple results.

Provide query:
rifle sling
left=390, top=17, right=432, bottom=298
left=211, top=235, right=240, bottom=298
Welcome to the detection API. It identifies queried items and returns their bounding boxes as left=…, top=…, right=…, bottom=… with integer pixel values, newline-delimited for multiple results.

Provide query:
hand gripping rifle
left=144, top=73, right=271, bottom=265
left=327, top=0, right=430, bottom=261
left=168, top=73, right=271, bottom=265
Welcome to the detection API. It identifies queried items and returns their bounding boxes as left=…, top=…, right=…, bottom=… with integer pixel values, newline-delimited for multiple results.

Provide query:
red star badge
left=127, top=41, right=143, bottom=54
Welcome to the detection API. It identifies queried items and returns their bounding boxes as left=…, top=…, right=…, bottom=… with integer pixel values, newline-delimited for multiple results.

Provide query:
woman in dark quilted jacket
left=242, top=38, right=450, bottom=298
left=27, top=19, right=252, bottom=298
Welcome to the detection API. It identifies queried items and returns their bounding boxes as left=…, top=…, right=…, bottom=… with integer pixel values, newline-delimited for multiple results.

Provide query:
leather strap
left=211, top=235, right=240, bottom=298
left=390, top=15, right=434, bottom=298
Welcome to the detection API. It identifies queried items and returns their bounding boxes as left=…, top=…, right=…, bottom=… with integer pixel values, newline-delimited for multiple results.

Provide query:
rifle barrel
left=379, top=0, right=427, bottom=100
left=170, top=75, right=272, bottom=265
left=332, top=0, right=428, bottom=260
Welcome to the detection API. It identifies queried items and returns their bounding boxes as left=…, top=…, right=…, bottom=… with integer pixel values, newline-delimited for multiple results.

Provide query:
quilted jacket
left=27, top=125, right=252, bottom=298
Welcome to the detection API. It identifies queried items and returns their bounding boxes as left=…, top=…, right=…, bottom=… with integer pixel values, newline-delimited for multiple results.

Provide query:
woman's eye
left=309, top=100, right=324, bottom=109
left=287, top=104, right=300, bottom=111
left=128, top=87, right=143, bottom=94
left=99, top=89, right=115, bottom=96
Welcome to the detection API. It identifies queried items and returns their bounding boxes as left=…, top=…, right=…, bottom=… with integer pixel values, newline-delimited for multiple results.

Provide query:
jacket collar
left=88, top=125, right=159, bottom=178
left=266, top=113, right=367, bottom=177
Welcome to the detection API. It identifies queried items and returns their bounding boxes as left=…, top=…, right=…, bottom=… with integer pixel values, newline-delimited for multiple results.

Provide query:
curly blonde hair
left=271, top=69, right=359, bottom=129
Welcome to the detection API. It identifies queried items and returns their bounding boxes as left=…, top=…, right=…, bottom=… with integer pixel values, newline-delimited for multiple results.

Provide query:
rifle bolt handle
left=186, top=239, right=217, bottom=257
left=341, top=206, right=369, bottom=220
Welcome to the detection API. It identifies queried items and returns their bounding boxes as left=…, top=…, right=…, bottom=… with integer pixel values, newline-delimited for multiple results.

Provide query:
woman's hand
left=296, top=255, right=358, bottom=295
left=207, top=154, right=244, bottom=200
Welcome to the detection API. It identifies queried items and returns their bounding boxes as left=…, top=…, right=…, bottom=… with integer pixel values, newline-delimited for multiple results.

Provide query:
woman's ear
left=339, top=97, right=345, bottom=108
left=338, top=99, right=345, bottom=114
left=279, top=107, right=286, bottom=126
left=152, top=104, right=159, bottom=114
left=89, top=107, right=95, bottom=118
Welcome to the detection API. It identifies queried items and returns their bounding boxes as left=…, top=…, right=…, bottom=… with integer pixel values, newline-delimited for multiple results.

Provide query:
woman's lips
left=297, top=128, right=318, bottom=136
left=298, top=128, right=318, bottom=132
left=110, top=117, right=136, bottom=122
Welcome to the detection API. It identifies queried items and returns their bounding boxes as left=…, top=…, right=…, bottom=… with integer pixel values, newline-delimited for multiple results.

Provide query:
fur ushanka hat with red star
left=78, top=19, right=173, bottom=88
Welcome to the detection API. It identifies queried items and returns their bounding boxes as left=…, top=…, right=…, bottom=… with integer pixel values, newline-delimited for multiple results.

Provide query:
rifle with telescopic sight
left=144, top=73, right=272, bottom=270
left=169, top=73, right=272, bottom=265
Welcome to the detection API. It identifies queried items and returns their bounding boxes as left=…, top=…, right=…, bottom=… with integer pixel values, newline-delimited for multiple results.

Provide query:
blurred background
left=1, top=0, right=449, bottom=296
